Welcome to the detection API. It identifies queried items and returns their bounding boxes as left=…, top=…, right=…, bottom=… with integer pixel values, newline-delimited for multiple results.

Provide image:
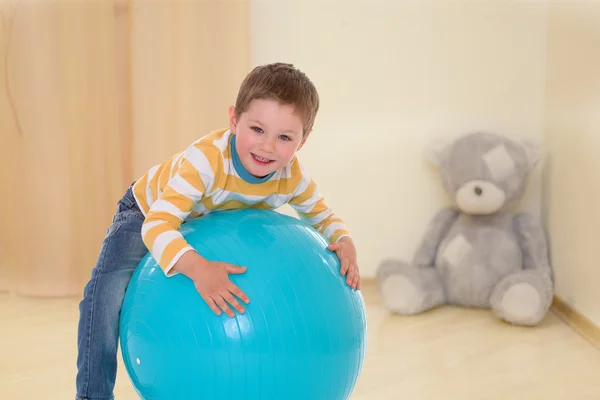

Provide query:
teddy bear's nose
left=474, top=186, right=483, bottom=196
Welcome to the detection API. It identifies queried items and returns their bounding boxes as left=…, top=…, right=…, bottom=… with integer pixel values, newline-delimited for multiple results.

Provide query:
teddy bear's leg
left=490, top=270, right=553, bottom=326
left=376, top=259, right=446, bottom=315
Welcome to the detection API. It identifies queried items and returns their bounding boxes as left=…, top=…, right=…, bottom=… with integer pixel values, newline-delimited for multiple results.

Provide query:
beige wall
left=543, top=3, right=600, bottom=325
left=0, top=0, right=250, bottom=296
left=250, top=0, right=549, bottom=277
left=0, top=1, right=124, bottom=296
left=4, top=0, right=598, bottom=315
left=129, top=0, right=250, bottom=178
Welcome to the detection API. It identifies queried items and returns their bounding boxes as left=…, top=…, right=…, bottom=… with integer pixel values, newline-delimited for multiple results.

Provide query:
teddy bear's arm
left=412, top=207, right=460, bottom=267
left=514, top=212, right=553, bottom=278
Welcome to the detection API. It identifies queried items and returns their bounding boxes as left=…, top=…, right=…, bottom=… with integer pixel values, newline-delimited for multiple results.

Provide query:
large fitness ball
left=119, top=209, right=368, bottom=400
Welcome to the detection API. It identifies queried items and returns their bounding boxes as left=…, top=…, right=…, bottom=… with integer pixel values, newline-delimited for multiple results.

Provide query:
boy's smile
left=229, top=98, right=309, bottom=178
left=251, top=153, right=274, bottom=166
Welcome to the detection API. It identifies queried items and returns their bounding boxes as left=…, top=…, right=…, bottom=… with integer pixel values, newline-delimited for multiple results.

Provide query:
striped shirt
left=132, top=128, right=350, bottom=276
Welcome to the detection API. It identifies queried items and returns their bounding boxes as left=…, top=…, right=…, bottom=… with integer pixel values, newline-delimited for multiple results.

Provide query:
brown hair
left=234, top=62, right=319, bottom=135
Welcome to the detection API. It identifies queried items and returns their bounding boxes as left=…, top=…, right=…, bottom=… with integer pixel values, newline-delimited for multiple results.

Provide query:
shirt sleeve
left=141, top=144, right=216, bottom=276
left=287, top=162, right=351, bottom=243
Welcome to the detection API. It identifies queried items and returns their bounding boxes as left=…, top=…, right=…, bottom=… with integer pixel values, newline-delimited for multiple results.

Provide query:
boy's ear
left=228, top=105, right=237, bottom=132
left=298, top=129, right=311, bottom=150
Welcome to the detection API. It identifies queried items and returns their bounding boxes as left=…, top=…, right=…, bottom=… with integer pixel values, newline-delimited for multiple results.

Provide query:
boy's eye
left=279, top=135, right=291, bottom=141
left=251, top=126, right=263, bottom=133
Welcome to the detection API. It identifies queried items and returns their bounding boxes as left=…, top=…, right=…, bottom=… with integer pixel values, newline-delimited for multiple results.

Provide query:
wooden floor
left=1, top=280, right=600, bottom=399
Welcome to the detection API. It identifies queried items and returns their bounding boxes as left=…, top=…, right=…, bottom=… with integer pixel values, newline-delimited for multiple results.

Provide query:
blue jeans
left=76, top=184, right=148, bottom=400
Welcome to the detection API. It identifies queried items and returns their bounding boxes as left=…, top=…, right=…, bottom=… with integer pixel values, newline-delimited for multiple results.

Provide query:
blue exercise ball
left=119, top=209, right=367, bottom=400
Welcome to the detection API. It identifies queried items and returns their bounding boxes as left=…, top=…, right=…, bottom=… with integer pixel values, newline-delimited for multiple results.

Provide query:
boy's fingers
left=228, top=282, right=250, bottom=304
left=348, top=264, right=356, bottom=285
left=213, top=295, right=235, bottom=318
left=204, top=296, right=222, bottom=316
left=222, top=291, right=246, bottom=314
left=226, top=264, right=247, bottom=274
left=340, top=258, right=351, bottom=275
left=345, top=268, right=353, bottom=284
left=345, top=265, right=360, bottom=289
left=352, top=271, right=360, bottom=289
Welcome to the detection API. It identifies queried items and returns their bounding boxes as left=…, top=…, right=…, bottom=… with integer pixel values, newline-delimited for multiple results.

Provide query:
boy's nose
left=260, top=138, right=275, bottom=152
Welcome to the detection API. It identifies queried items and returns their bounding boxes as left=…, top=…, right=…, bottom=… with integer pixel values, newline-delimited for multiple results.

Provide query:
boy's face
left=229, top=98, right=309, bottom=178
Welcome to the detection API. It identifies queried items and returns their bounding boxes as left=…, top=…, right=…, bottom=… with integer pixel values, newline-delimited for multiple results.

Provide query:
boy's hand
left=173, top=252, right=250, bottom=318
left=328, top=237, right=360, bottom=290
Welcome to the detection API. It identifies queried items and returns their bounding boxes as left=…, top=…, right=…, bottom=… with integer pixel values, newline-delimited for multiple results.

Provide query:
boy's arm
left=140, top=144, right=251, bottom=317
left=287, top=172, right=360, bottom=288
left=141, top=146, right=215, bottom=276
left=288, top=175, right=350, bottom=243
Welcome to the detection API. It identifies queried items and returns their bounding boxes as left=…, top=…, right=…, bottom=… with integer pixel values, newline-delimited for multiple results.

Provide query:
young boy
left=75, top=62, right=360, bottom=400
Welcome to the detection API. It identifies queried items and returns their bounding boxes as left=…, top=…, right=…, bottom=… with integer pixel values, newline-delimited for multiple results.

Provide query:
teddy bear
left=376, top=131, right=554, bottom=326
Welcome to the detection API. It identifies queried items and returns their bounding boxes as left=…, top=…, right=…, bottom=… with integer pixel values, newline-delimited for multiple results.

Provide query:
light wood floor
left=1, top=280, right=600, bottom=399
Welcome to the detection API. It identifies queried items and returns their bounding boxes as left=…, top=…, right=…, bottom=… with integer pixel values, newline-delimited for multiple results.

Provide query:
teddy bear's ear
left=521, top=139, right=543, bottom=170
left=424, top=137, right=453, bottom=167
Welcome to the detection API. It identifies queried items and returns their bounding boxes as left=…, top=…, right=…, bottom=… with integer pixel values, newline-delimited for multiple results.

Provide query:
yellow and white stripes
left=132, top=128, right=351, bottom=275
left=289, top=171, right=350, bottom=243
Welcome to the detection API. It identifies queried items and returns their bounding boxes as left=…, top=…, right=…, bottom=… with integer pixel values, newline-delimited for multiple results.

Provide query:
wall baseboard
left=550, top=295, right=600, bottom=350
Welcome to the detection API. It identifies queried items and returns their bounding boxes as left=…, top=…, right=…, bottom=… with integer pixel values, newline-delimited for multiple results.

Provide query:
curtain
left=0, top=0, right=250, bottom=297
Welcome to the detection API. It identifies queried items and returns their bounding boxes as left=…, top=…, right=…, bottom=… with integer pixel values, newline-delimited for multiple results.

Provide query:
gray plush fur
left=376, top=132, right=554, bottom=326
